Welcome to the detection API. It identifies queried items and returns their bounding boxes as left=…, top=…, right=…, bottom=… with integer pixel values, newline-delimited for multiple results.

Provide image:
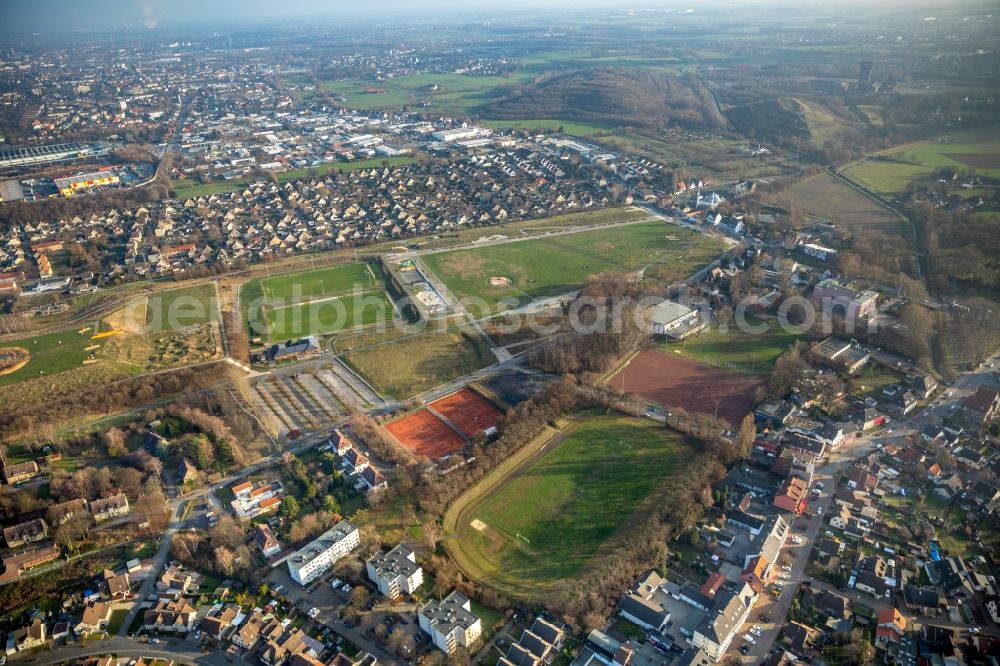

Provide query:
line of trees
left=349, top=413, right=420, bottom=467
left=0, top=361, right=239, bottom=444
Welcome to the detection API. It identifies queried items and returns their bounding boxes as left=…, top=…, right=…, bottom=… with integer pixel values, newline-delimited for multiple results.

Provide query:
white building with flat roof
left=366, top=544, right=423, bottom=599
left=286, top=520, right=359, bottom=586
left=642, top=300, right=704, bottom=339
left=418, top=590, right=481, bottom=654
left=431, top=127, right=488, bottom=142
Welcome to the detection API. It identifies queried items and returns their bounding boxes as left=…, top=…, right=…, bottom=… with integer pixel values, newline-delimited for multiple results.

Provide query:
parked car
left=743, top=634, right=756, bottom=645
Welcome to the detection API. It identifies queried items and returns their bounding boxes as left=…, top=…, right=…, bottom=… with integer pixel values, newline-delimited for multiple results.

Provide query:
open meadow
left=843, top=128, right=1000, bottom=195
left=779, top=172, right=906, bottom=237
left=343, top=325, right=492, bottom=399
left=444, top=410, right=694, bottom=599
left=319, top=72, right=536, bottom=114
left=421, top=218, right=723, bottom=312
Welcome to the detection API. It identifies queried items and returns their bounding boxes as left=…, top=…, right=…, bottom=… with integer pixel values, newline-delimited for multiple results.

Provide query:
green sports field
left=421, top=219, right=724, bottom=313
left=448, top=411, right=694, bottom=597
left=242, top=262, right=395, bottom=341
left=668, top=317, right=801, bottom=376
left=267, top=291, right=396, bottom=340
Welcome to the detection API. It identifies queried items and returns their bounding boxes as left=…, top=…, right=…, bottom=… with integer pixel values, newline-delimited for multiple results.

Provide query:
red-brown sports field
left=609, top=349, right=763, bottom=426
left=385, top=408, right=466, bottom=459
left=429, top=388, right=503, bottom=438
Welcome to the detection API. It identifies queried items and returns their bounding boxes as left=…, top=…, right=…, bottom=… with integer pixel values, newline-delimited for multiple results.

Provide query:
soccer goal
left=618, top=440, right=632, bottom=450
left=516, top=533, right=531, bottom=544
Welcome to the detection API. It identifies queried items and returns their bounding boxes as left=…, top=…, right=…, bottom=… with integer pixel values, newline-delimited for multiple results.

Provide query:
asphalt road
left=9, top=636, right=251, bottom=666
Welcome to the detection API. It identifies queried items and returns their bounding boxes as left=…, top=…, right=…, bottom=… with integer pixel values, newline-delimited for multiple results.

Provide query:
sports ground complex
left=384, top=387, right=503, bottom=459
left=421, top=218, right=724, bottom=313
left=241, top=261, right=396, bottom=340
left=443, top=410, right=696, bottom=599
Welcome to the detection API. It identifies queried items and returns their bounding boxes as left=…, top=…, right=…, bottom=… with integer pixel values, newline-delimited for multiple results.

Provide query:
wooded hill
left=483, top=67, right=718, bottom=130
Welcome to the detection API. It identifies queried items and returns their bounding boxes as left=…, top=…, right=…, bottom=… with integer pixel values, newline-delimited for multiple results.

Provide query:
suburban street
left=728, top=352, right=1000, bottom=662
left=10, top=635, right=251, bottom=666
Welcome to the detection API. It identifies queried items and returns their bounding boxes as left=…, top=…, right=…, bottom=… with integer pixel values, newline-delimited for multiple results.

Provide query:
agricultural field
left=843, top=129, right=1000, bottom=195
left=242, top=261, right=394, bottom=341
left=667, top=317, right=800, bottom=376
left=445, top=410, right=694, bottom=598
left=421, top=218, right=724, bottom=313
left=779, top=172, right=906, bottom=237
left=842, top=160, right=936, bottom=196
left=343, top=325, right=492, bottom=399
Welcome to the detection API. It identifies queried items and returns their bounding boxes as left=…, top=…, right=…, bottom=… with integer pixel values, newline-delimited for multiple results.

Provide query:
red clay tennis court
left=385, top=408, right=466, bottom=459
left=429, top=388, right=503, bottom=438
left=609, top=349, right=763, bottom=426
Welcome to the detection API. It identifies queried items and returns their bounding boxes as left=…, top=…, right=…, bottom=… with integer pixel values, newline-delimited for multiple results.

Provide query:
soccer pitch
left=445, top=410, right=694, bottom=598
left=421, top=219, right=724, bottom=313
left=267, top=291, right=396, bottom=340
left=243, top=262, right=395, bottom=340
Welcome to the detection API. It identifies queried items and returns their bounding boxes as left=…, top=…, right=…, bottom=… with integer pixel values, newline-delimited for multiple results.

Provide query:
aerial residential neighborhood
left=0, top=2, right=999, bottom=666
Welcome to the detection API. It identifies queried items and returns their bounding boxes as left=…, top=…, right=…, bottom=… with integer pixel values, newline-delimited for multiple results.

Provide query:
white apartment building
left=418, top=590, right=481, bottom=654
left=690, top=581, right=756, bottom=661
left=366, top=544, right=423, bottom=599
left=286, top=521, right=359, bottom=586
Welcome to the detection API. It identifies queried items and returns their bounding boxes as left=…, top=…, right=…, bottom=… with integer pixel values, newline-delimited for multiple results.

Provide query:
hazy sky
left=4, top=0, right=589, bottom=34
left=0, top=0, right=974, bottom=35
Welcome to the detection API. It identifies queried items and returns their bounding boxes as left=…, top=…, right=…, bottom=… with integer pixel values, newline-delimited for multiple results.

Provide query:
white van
left=743, top=634, right=756, bottom=645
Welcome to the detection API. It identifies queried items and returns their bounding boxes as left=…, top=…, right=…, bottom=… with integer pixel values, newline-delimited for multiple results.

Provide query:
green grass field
left=844, top=129, right=1000, bottom=195
left=268, top=292, right=396, bottom=340
left=343, top=325, right=492, bottom=398
left=421, top=218, right=723, bottom=313
left=668, top=317, right=800, bottom=376
left=843, top=160, right=936, bottom=196
left=320, top=72, right=535, bottom=113
left=480, top=118, right=614, bottom=136
left=0, top=329, right=104, bottom=386
left=457, top=411, right=693, bottom=596
left=256, top=262, right=377, bottom=302
left=242, top=262, right=394, bottom=340
left=145, top=283, right=218, bottom=331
